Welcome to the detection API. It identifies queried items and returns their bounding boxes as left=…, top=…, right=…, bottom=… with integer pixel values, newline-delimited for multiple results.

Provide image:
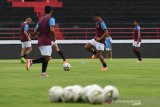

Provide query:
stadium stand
left=54, top=0, right=160, bottom=28
left=0, top=0, right=160, bottom=40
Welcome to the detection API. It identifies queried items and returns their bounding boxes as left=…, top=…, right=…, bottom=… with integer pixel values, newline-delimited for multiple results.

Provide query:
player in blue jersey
left=105, top=36, right=112, bottom=59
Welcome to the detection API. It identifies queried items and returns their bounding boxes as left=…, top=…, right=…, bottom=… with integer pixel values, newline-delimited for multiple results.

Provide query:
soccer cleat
left=40, top=73, right=49, bottom=77
left=137, top=61, right=142, bottom=63
left=20, top=57, right=26, bottom=63
left=26, top=59, right=32, bottom=71
left=137, top=59, right=142, bottom=63
left=101, top=67, right=109, bottom=71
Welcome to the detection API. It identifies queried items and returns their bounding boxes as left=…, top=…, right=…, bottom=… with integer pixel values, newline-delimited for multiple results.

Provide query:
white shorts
left=21, top=41, right=31, bottom=48
left=106, top=48, right=112, bottom=51
left=133, top=41, right=141, bottom=47
left=39, top=46, right=52, bottom=56
left=88, top=39, right=105, bottom=51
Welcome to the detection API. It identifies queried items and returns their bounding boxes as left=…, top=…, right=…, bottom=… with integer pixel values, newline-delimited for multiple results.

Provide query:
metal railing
left=0, top=28, right=160, bottom=40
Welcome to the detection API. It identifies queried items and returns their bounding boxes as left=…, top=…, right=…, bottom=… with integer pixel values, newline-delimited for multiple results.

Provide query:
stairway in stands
left=0, top=0, right=64, bottom=40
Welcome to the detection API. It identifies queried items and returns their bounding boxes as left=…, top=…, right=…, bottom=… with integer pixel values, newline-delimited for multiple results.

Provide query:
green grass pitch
left=0, top=59, right=160, bottom=107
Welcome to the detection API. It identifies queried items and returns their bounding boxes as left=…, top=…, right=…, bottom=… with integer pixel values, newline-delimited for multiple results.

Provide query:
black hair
left=45, top=6, right=52, bottom=14
left=94, top=12, right=101, bottom=17
left=134, top=20, right=140, bottom=24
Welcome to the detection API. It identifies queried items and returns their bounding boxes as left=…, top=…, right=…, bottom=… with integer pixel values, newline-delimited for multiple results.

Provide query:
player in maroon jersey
left=26, top=6, right=54, bottom=77
left=85, top=13, right=109, bottom=71
left=20, top=17, right=32, bottom=63
left=133, top=21, right=142, bottom=62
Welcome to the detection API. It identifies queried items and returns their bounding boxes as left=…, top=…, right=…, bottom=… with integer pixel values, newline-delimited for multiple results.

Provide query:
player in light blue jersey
left=105, top=36, right=112, bottom=59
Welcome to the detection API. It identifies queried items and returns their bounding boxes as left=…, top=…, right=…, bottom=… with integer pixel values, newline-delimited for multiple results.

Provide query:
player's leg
left=97, top=51, right=108, bottom=71
left=53, top=43, right=67, bottom=62
left=106, top=50, right=109, bottom=59
left=108, top=50, right=112, bottom=59
left=41, top=56, right=50, bottom=77
left=133, top=41, right=142, bottom=62
left=20, top=48, right=26, bottom=63
left=25, top=47, right=32, bottom=56
left=84, top=39, right=97, bottom=58
left=26, top=47, right=32, bottom=55
left=26, top=46, right=52, bottom=77
left=95, top=42, right=108, bottom=71
left=134, top=47, right=142, bottom=62
left=21, top=41, right=32, bottom=62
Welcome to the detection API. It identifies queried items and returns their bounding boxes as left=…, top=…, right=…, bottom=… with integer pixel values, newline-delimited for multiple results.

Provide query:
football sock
left=42, top=61, right=48, bottom=73
left=32, top=57, right=45, bottom=64
left=93, top=50, right=97, bottom=55
left=133, top=50, right=141, bottom=61
left=58, top=50, right=66, bottom=61
left=103, top=63, right=107, bottom=67
left=21, top=54, right=27, bottom=58
left=137, top=51, right=142, bottom=61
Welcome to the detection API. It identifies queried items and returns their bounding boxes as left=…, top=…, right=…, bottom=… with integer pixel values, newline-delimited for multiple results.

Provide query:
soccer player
left=20, top=17, right=32, bottom=63
left=133, top=20, right=142, bottom=62
left=105, top=36, right=112, bottom=59
left=26, top=6, right=55, bottom=77
left=84, top=13, right=109, bottom=71
left=51, top=41, right=67, bottom=63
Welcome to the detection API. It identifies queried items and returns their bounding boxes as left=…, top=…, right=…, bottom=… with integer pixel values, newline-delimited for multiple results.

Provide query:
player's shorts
left=39, top=46, right=52, bottom=56
left=51, top=41, right=57, bottom=46
left=106, top=48, right=112, bottom=51
left=21, top=41, right=31, bottom=48
left=88, top=39, right=104, bottom=51
left=133, top=41, right=141, bottom=47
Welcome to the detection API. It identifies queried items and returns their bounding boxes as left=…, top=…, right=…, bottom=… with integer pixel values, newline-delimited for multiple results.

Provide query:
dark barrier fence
left=0, top=43, right=160, bottom=59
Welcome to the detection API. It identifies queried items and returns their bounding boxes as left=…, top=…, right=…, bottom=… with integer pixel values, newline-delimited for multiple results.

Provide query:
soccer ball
left=48, top=86, right=64, bottom=102
left=82, top=85, right=93, bottom=102
left=63, top=63, right=71, bottom=71
left=103, top=85, right=119, bottom=104
left=61, top=86, right=74, bottom=102
left=72, top=85, right=83, bottom=102
left=87, top=85, right=104, bottom=104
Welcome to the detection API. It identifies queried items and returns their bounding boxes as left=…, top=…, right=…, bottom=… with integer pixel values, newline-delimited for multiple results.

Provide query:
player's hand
left=95, top=37, right=101, bottom=42
left=28, top=38, right=31, bottom=42
left=29, top=34, right=31, bottom=37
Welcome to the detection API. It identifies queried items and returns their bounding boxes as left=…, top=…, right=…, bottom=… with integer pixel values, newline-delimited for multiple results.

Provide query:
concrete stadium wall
left=0, top=43, right=160, bottom=59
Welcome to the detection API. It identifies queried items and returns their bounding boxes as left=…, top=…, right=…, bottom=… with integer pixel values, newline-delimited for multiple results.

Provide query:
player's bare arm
left=50, top=26, right=55, bottom=37
left=137, top=30, right=141, bottom=44
left=34, top=29, right=39, bottom=37
left=24, top=31, right=31, bottom=41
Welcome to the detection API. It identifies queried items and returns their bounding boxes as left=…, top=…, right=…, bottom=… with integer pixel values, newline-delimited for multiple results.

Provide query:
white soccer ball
left=87, top=85, right=104, bottom=104
left=61, top=86, right=74, bottom=102
left=103, top=85, right=119, bottom=104
left=63, top=63, right=71, bottom=71
left=48, top=86, right=64, bottom=102
left=72, top=85, right=83, bottom=102
left=82, top=85, right=93, bottom=102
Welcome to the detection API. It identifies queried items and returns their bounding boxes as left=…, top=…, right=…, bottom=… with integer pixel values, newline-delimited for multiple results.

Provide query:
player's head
left=26, top=17, right=32, bottom=24
left=93, top=13, right=101, bottom=22
left=133, top=20, right=140, bottom=25
left=45, top=6, right=53, bottom=15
